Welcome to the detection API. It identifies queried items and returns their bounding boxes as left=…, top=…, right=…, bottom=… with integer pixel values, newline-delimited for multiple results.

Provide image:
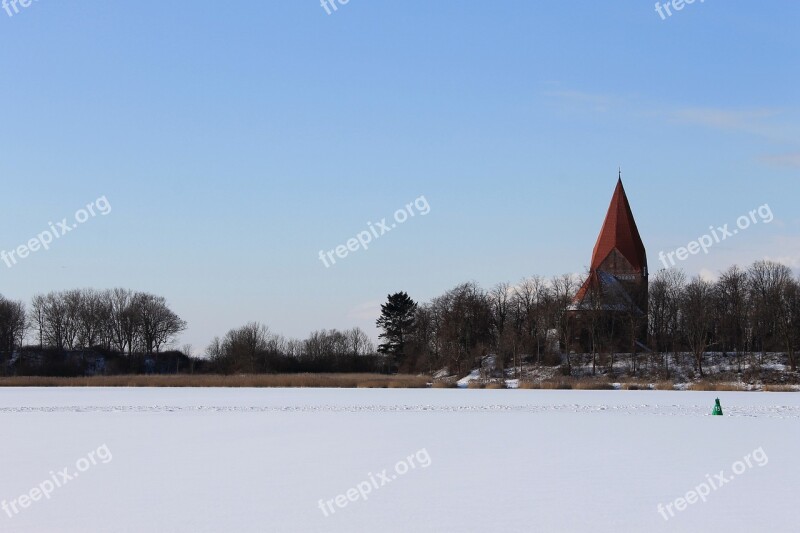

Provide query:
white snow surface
left=1, top=388, right=797, bottom=532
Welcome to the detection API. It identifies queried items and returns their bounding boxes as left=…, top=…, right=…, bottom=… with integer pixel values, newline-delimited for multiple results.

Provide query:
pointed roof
left=590, top=178, right=647, bottom=272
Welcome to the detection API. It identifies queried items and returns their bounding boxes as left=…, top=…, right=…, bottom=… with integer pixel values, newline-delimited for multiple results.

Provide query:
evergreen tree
left=376, top=292, right=417, bottom=369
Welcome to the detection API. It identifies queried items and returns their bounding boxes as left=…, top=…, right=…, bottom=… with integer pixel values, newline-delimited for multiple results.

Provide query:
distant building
left=7, top=348, right=106, bottom=376
left=570, top=176, right=649, bottom=351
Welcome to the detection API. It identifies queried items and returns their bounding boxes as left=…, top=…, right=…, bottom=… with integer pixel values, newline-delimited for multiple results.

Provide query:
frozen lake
left=1, top=388, right=797, bottom=532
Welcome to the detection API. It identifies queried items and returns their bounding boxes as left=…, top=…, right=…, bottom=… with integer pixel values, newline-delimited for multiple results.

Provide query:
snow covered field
left=1, top=388, right=797, bottom=532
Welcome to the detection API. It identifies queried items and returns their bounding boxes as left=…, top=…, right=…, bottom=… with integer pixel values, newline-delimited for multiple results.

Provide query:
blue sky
left=0, top=1, right=798, bottom=351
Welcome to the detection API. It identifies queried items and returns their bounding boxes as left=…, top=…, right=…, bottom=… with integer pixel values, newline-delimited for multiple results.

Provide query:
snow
left=432, top=368, right=450, bottom=379
left=1, top=388, right=798, bottom=532
left=456, top=369, right=480, bottom=387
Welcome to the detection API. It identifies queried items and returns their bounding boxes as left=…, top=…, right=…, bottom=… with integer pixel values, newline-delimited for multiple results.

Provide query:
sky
left=0, top=1, right=798, bottom=352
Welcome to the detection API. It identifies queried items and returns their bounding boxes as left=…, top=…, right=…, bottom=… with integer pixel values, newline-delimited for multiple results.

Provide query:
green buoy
left=712, top=398, right=723, bottom=416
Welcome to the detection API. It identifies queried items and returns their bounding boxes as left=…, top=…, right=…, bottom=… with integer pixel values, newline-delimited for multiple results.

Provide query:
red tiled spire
left=590, top=178, right=647, bottom=273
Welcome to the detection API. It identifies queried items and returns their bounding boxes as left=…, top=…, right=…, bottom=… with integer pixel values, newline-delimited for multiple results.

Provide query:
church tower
left=571, top=176, right=649, bottom=348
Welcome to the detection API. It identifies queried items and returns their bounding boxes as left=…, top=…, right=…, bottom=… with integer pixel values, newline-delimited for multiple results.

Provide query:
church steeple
left=589, top=177, right=647, bottom=274
left=570, top=173, right=650, bottom=346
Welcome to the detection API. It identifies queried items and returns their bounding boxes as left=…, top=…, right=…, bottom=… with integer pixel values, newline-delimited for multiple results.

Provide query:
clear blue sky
left=1, top=1, right=798, bottom=351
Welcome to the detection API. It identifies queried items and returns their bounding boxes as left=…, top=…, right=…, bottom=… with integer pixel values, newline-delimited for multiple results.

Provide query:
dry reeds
left=623, top=383, right=649, bottom=391
left=688, top=381, right=746, bottom=392
left=574, top=379, right=615, bottom=390
left=654, top=381, right=675, bottom=391
left=536, top=380, right=573, bottom=390
left=763, top=384, right=798, bottom=392
left=0, top=374, right=430, bottom=389
left=525, top=377, right=614, bottom=390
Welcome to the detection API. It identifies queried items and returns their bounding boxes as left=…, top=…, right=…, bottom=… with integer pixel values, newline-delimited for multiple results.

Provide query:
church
left=570, top=176, right=649, bottom=352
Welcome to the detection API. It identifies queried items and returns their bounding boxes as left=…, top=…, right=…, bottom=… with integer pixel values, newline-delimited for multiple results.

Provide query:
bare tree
left=551, top=273, right=580, bottom=374
left=0, top=296, right=27, bottom=354
left=513, top=276, right=551, bottom=365
left=61, top=289, right=82, bottom=350
left=776, top=275, right=800, bottom=371
left=748, top=260, right=792, bottom=365
left=30, top=294, right=46, bottom=348
left=715, top=266, right=748, bottom=372
left=347, top=327, right=374, bottom=357
left=432, top=282, right=493, bottom=375
left=489, top=282, right=512, bottom=369
left=406, top=304, right=440, bottom=374
left=76, top=289, right=109, bottom=349
left=648, top=269, right=685, bottom=375
left=136, top=293, right=187, bottom=354
left=680, top=277, right=714, bottom=377
left=107, top=288, right=135, bottom=354
left=33, top=292, right=69, bottom=350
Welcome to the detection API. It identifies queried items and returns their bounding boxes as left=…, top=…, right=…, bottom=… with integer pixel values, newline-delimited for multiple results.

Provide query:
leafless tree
left=105, top=288, right=132, bottom=353
left=551, top=273, right=580, bottom=374
left=30, top=288, right=185, bottom=356
left=775, top=275, right=800, bottom=371
left=648, top=269, right=685, bottom=375
left=748, top=260, right=792, bottom=365
left=680, top=276, right=714, bottom=377
left=135, top=293, right=187, bottom=354
left=0, top=296, right=27, bottom=354
left=715, top=266, right=748, bottom=371
left=33, top=292, right=69, bottom=350
left=76, top=289, right=109, bottom=349
left=347, top=327, right=374, bottom=357
left=433, top=282, right=493, bottom=375
left=512, top=276, right=551, bottom=365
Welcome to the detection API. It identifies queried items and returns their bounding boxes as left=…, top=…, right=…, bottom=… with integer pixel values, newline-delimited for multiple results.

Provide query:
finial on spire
left=618, top=167, right=622, bottom=180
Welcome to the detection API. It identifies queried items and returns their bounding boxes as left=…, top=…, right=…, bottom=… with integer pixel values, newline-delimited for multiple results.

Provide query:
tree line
left=376, top=260, right=800, bottom=377
left=649, top=261, right=800, bottom=375
left=24, top=288, right=187, bottom=354
left=3, top=259, right=798, bottom=378
left=0, top=289, right=382, bottom=375
left=206, top=322, right=381, bottom=374
left=0, top=288, right=187, bottom=356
